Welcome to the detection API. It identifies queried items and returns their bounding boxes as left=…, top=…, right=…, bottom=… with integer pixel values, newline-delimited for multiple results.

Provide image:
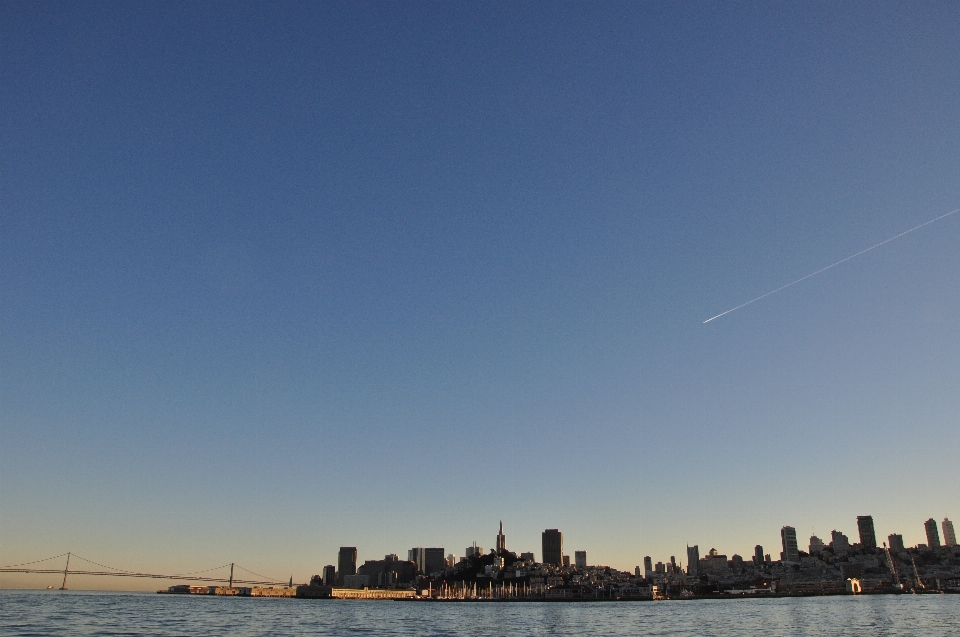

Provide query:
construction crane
left=911, top=555, right=925, bottom=591
left=882, top=543, right=903, bottom=592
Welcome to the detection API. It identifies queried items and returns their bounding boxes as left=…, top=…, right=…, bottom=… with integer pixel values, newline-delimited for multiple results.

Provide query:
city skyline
left=4, top=512, right=956, bottom=591
left=320, top=514, right=959, bottom=590
left=3, top=2, right=960, bottom=589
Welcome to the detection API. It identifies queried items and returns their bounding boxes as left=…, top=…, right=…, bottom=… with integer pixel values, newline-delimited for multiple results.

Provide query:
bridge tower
left=60, top=552, right=71, bottom=590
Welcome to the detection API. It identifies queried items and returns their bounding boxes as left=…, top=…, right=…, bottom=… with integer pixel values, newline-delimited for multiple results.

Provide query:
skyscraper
left=753, top=545, right=763, bottom=565
left=925, top=518, right=941, bottom=548
left=496, top=521, right=506, bottom=554
left=322, top=564, right=336, bottom=586
left=888, top=534, right=905, bottom=553
left=424, top=548, right=445, bottom=575
left=943, top=519, right=957, bottom=547
left=465, top=542, right=483, bottom=558
left=408, top=547, right=425, bottom=572
left=856, top=516, right=877, bottom=549
left=542, top=529, right=563, bottom=566
left=643, top=555, right=653, bottom=574
left=686, top=545, right=699, bottom=575
left=809, top=535, right=825, bottom=554
left=831, top=530, right=850, bottom=554
left=575, top=551, right=587, bottom=569
left=781, top=526, right=799, bottom=563
left=337, top=547, right=357, bottom=585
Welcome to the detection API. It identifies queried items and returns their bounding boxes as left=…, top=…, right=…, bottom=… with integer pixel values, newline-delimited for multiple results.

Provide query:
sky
left=2, top=2, right=959, bottom=590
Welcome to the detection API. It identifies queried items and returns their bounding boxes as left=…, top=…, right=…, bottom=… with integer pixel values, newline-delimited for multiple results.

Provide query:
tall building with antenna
left=496, top=521, right=506, bottom=554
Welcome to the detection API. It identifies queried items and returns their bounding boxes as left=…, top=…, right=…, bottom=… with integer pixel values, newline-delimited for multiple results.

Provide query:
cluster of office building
left=641, top=515, right=960, bottom=595
left=308, top=522, right=622, bottom=596
left=303, top=530, right=615, bottom=600
left=305, top=515, right=958, bottom=599
left=312, top=523, right=579, bottom=587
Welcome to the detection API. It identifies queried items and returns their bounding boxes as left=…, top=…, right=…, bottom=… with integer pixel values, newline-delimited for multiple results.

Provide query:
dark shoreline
left=399, top=590, right=952, bottom=602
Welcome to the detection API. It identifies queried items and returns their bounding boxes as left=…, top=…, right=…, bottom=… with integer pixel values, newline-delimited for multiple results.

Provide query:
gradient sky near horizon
left=2, top=2, right=959, bottom=589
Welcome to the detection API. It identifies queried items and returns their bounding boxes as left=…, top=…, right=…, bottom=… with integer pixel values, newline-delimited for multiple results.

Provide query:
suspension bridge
left=0, top=552, right=293, bottom=589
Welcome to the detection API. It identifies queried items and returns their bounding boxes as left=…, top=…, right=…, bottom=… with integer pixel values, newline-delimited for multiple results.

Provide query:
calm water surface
left=2, top=590, right=958, bottom=636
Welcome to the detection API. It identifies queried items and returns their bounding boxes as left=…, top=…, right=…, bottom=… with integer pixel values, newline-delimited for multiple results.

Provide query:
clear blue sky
left=2, top=2, right=958, bottom=588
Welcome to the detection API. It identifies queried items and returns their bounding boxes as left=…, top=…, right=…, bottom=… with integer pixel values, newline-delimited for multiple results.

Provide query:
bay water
left=2, top=590, right=958, bottom=636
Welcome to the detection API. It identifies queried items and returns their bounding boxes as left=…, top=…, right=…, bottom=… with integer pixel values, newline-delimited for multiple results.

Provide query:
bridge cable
left=167, top=563, right=234, bottom=577
left=72, top=554, right=234, bottom=577
left=71, top=554, right=135, bottom=572
left=1, top=553, right=69, bottom=569
left=233, top=564, right=285, bottom=583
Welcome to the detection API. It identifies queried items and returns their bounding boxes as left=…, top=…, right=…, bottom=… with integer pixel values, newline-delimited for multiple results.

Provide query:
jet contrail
left=703, top=207, right=960, bottom=324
